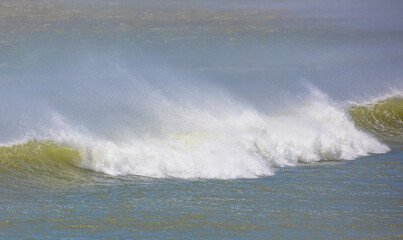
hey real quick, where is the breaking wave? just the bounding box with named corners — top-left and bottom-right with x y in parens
top-left (1, 90), bottom-right (395, 181)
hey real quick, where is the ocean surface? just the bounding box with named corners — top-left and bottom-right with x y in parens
top-left (0, 0), bottom-right (402, 239)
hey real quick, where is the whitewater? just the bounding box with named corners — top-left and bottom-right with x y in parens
top-left (2, 87), bottom-right (397, 180)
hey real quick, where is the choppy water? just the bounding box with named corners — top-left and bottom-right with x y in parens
top-left (0, 0), bottom-right (402, 239)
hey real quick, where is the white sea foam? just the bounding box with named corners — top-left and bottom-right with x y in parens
top-left (44, 90), bottom-right (389, 179)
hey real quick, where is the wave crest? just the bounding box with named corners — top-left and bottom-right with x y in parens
top-left (1, 92), bottom-right (393, 180)
top-left (49, 92), bottom-right (389, 179)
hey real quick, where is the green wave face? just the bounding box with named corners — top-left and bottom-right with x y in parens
top-left (350, 97), bottom-right (403, 144)
top-left (0, 140), bottom-right (90, 188)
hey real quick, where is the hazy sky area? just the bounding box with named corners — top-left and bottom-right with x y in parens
top-left (0, 0), bottom-right (402, 140)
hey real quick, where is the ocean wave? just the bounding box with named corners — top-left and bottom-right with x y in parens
top-left (0, 140), bottom-right (89, 188)
top-left (0, 91), bottom-right (393, 180)
top-left (350, 91), bottom-right (402, 143)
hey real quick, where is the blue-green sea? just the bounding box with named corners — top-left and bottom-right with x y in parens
top-left (0, 0), bottom-right (402, 239)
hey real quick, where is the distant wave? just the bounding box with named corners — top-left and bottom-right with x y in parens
top-left (0, 90), bottom-right (393, 182)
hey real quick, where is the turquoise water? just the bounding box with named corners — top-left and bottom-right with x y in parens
top-left (0, 0), bottom-right (402, 238)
